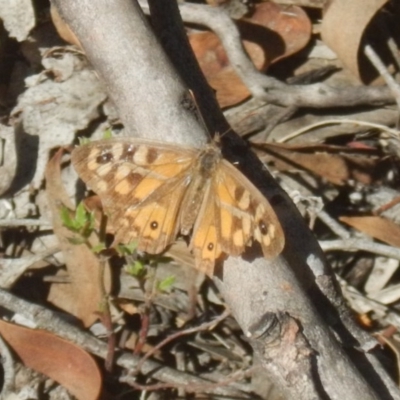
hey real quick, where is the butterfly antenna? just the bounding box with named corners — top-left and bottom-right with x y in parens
top-left (187, 89), bottom-right (214, 141)
top-left (188, 89), bottom-right (265, 141)
top-left (188, 89), bottom-right (233, 144)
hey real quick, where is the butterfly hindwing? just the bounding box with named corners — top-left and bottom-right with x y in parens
top-left (215, 160), bottom-right (284, 259)
top-left (189, 181), bottom-right (222, 276)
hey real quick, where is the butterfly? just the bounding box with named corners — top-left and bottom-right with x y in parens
top-left (71, 137), bottom-right (285, 276)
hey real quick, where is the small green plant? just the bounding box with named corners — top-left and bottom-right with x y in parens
top-left (77, 136), bottom-right (91, 145)
top-left (125, 259), bottom-right (146, 277)
top-left (91, 243), bottom-right (107, 253)
top-left (76, 129), bottom-right (113, 147)
top-left (157, 275), bottom-right (176, 293)
top-left (61, 202), bottom-right (95, 243)
top-left (103, 128), bottom-right (113, 139)
top-left (116, 242), bottom-right (138, 256)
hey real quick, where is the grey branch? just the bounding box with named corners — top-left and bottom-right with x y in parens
top-left (50, 1), bottom-right (400, 399)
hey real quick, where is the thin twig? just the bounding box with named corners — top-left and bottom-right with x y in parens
top-left (0, 218), bottom-right (52, 227)
top-left (278, 118), bottom-right (400, 143)
top-left (138, 1), bottom-right (394, 110)
top-left (133, 308), bottom-right (231, 375)
top-left (122, 366), bottom-right (254, 394)
top-left (320, 239), bottom-right (400, 260)
top-left (317, 211), bottom-right (351, 240)
top-left (374, 197), bottom-right (400, 215)
top-left (0, 334), bottom-right (16, 397)
top-left (0, 288), bottom-right (248, 397)
top-left (337, 275), bottom-right (400, 333)
top-left (364, 44), bottom-right (400, 112)
top-left (0, 247), bottom-right (61, 289)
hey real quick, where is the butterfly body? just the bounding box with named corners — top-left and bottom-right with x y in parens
top-left (179, 143), bottom-right (221, 233)
top-left (71, 137), bottom-right (284, 276)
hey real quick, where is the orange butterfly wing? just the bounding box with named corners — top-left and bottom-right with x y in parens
top-left (190, 159), bottom-right (284, 275)
top-left (71, 138), bottom-right (197, 254)
top-left (188, 181), bottom-right (222, 276)
top-left (72, 138), bottom-right (285, 276)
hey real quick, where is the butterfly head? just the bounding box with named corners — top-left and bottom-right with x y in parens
top-left (198, 141), bottom-right (223, 178)
top-left (213, 132), bottom-right (222, 144)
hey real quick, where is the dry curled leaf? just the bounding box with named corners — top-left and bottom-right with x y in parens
top-left (189, 2), bottom-right (311, 107)
top-left (45, 147), bottom-right (111, 327)
top-left (0, 320), bottom-right (102, 400)
top-left (256, 142), bottom-right (379, 186)
top-left (340, 215), bottom-right (400, 248)
top-left (321, 0), bottom-right (397, 84)
top-left (50, 3), bottom-right (82, 48)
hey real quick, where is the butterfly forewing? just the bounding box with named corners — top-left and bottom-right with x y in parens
top-left (71, 138), bottom-right (196, 253)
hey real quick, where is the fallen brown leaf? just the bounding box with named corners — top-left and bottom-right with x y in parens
top-left (321, 0), bottom-right (392, 84)
top-left (340, 215), bottom-right (400, 248)
top-left (256, 142), bottom-right (379, 186)
top-left (45, 148), bottom-right (111, 327)
top-left (0, 320), bottom-right (101, 400)
top-left (50, 3), bottom-right (82, 48)
top-left (189, 2), bottom-right (311, 107)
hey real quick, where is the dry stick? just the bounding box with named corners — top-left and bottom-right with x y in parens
top-left (279, 169), bottom-right (351, 240)
top-left (122, 365), bottom-right (254, 393)
top-left (0, 218), bottom-right (52, 227)
top-left (0, 247), bottom-right (60, 289)
top-left (0, 334), bottom-right (16, 397)
top-left (317, 210), bottom-right (351, 240)
top-left (338, 276), bottom-right (389, 316)
top-left (124, 309), bottom-right (233, 392)
top-left (98, 262), bottom-right (116, 372)
top-left (320, 239), bottom-right (400, 261)
top-left (273, 0), bottom-right (326, 7)
top-left (133, 308), bottom-right (230, 376)
top-left (374, 197), bottom-right (400, 215)
top-left (278, 119), bottom-right (400, 143)
top-left (133, 272), bottom-right (156, 356)
top-left (94, 214), bottom-right (117, 372)
top-left (387, 37), bottom-right (400, 71)
top-left (378, 335), bottom-right (400, 380)
top-left (147, 1), bottom-right (326, 399)
top-left (0, 288), bottom-right (250, 398)
top-left (164, 3), bottom-right (397, 143)
top-left (52, 1), bottom-right (399, 399)
top-left (178, 3), bottom-right (392, 107)
top-left (364, 44), bottom-right (400, 112)
top-left (138, 1), bottom-right (395, 109)
top-left (144, 2), bottom-right (397, 400)
top-left (337, 276), bottom-right (400, 333)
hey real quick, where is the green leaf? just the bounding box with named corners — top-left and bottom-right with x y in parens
top-left (60, 206), bottom-right (75, 230)
top-left (61, 203), bottom-right (95, 237)
top-left (77, 136), bottom-right (90, 145)
top-left (103, 129), bottom-right (113, 139)
top-left (116, 242), bottom-right (138, 256)
top-left (125, 260), bottom-right (145, 277)
top-left (92, 243), bottom-right (107, 253)
top-left (157, 275), bottom-right (176, 293)
top-left (75, 202), bottom-right (89, 228)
